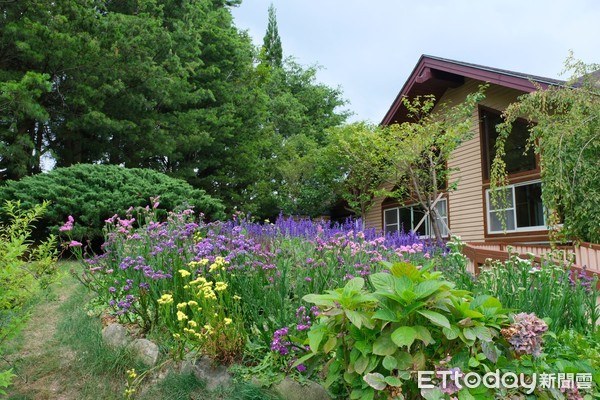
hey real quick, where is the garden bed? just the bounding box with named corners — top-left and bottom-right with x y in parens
top-left (61, 205), bottom-right (600, 399)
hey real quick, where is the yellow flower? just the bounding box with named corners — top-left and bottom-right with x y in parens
top-left (177, 310), bottom-right (188, 321)
top-left (177, 302), bottom-right (187, 310)
top-left (203, 289), bottom-right (217, 300)
top-left (179, 269), bottom-right (191, 277)
top-left (190, 276), bottom-right (208, 286)
top-left (188, 320), bottom-right (197, 327)
top-left (157, 293), bottom-right (173, 305)
top-left (214, 281), bottom-right (228, 292)
top-left (233, 295), bottom-right (241, 300)
top-left (224, 318), bottom-right (232, 325)
top-left (127, 369), bottom-right (137, 379)
top-left (209, 263), bottom-right (219, 273)
top-left (173, 333), bottom-right (181, 339)
top-left (203, 324), bottom-right (214, 335)
top-left (187, 300), bottom-right (198, 307)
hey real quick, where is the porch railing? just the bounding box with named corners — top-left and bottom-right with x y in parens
top-left (462, 241), bottom-right (600, 288)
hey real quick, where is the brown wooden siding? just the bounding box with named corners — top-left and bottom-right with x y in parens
top-left (442, 79), bottom-right (528, 242)
top-left (366, 78), bottom-right (536, 242)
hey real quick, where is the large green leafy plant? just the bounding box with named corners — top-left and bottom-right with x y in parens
top-left (298, 261), bottom-right (510, 399)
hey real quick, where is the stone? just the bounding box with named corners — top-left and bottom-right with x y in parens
top-left (101, 323), bottom-right (130, 349)
top-left (192, 356), bottom-right (232, 391)
top-left (273, 378), bottom-right (331, 400)
top-left (128, 338), bottom-right (159, 367)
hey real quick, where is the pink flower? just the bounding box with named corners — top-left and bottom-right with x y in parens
top-left (59, 215), bottom-right (74, 232)
top-left (69, 240), bottom-right (83, 247)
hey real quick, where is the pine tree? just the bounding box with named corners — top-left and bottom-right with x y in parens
top-left (261, 4), bottom-right (283, 68)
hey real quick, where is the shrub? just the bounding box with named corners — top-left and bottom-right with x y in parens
top-left (0, 201), bottom-right (58, 394)
top-left (0, 164), bottom-right (226, 242)
top-left (293, 262), bottom-right (600, 399)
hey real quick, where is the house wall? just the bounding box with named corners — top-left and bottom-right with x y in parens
top-left (365, 78), bottom-right (526, 240)
top-left (443, 79), bottom-right (524, 241)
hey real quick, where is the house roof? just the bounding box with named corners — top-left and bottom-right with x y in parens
top-left (381, 55), bottom-right (565, 125)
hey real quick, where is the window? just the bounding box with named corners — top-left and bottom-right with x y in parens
top-left (481, 108), bottom-right (536, 179)
top-left (486, 181), bottom-right (545, 233)
top-left (384, 199), bottom-right (448, 237)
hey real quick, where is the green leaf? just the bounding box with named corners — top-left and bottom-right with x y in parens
top-left (395, 276), bottom-right (413, 295)
top-left (412, 351), bottom-right (426, 370)
top-left (354, 355), bottom-right (369, 374)
top-left (384, 375), bottom-right (403, 387)
top-left (414, 325), bottom-right (435, 345)
top-left (395, 351), bottom-right (413, 370)
top-left (421, 387), bottom-right (445, 400)
top-left (343, 277), bottom-right (365, 296)
top-left (345, 309), bottom-right (368, 329)
top-left (481, 341), bottom-right (498, 363)
top-left (472, 326), bottom-right (493, 342)
top-left (363, 372), bottom-right (387, 391)
top-left (399, 301), bottom-right (426, 318)
top-left (458, 389), bottom-right (476, 400)
top-left (382, 355), bottom-right (398, 371)
top-left (323, 336), bottom-right (337, 354)
top-left (443, 325), bottom-right (460, 340)
top-left (370, 273), bottom-right (395, 292)
top-left (391, 262), bottom-right (421, 280)
top-left (471, 295), bottom-right (502, 310)
top-left (373, 335), bottom-right (397, 356)
top-left (302, 293), bottom-right (337, 307)
top-left (391, 326), bottom-right (417, 348)
top-left (292, 352), bottom-right (315, 368)
top-left (463, 327), bottom-right (476, 341)
top-left (308, 326), bottom-right (325, 353)
top-left (418, 310), bottom-right (451, 329)
top-left (372, 307), bottom-right (398, 322)
top-left (414, 280), bottom-right (447, 299)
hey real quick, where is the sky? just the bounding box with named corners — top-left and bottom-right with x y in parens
top-left (231, 0), bottom-right (599, 123)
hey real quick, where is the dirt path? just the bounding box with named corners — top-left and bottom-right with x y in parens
top-left (3, 273), bottom-right (79, 400)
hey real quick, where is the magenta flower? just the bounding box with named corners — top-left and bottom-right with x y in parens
top-left (60, 215), bottom-right (74, 232)
top-left (69, 240), bottom-right (83, 247)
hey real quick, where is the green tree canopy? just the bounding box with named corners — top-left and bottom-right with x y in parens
top-left (261, 3), bottom-right (283, 68)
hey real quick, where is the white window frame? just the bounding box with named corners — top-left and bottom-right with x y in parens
top-left (485, 179), bottom-right (546, 234)
top-left (383, 198), bottom-right (448, 238)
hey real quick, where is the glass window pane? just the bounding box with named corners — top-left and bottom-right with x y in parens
top-left (487, 188), bottom-right (513, 211)
top-left (435, 199), bottom-right (447, 217)
top-left (489, 210), bottom-right (515, 232)
top-left (384, 208), bottom-right (397, 225)
top-left (483, 109), bottom-right (536, 177)
top-left (504, 120), bottom-right (536, 174)
top-left (515, 183), bottom-right (545, 228)
top-left (399, 208), bottom-right (411, 233)
top-left (413, 207), bottom-right (427, 236)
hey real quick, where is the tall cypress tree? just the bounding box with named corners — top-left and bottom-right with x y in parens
top-left (261, 4), bottom-right (283, 68)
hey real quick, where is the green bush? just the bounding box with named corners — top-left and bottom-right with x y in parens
top-left (0, 201), bottom-right (58, 394)
top-left (0, 164), bottom-right (226, 241)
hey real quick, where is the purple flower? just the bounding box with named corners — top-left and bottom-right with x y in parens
top-left (59, 215), bottom-right (74, 232)
top-left (69, 240), bottom-right (83, 247)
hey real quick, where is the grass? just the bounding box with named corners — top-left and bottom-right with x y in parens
top-left (1, 262), bottom-right (282, 400)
